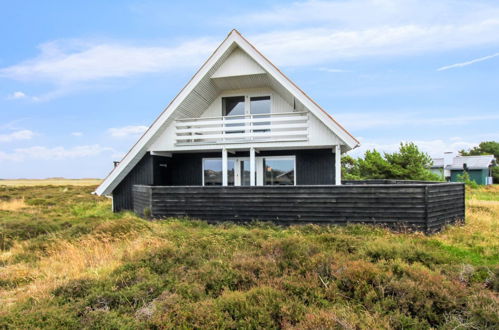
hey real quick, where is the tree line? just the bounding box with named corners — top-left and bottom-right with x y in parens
top-left (342, 141), bottom-right (498, 182)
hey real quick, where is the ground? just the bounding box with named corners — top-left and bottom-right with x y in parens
top-left (0, 182), bottom-right (497, 329)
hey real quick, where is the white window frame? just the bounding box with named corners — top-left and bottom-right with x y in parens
top-left (220, 92), bottom-right (273, 117)
top-left (258, 155), bottom-right (297, 186)
top-left (201, 157), bottom-right (235, 186)
top-left (202, 154), bottom-right (296, 186)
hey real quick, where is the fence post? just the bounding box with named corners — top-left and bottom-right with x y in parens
top-left (424, 185), bottom-right (429, 233)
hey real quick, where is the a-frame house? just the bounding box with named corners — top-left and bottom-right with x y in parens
top-left (95, 30), bottom-right (360, 214)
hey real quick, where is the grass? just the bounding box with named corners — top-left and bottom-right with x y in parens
top-left (0, 198), bottom-right (29, 211)
top-left (0, 183), bottom-right (497, 329)
top-left (0, 179), bottom-right (102, 186)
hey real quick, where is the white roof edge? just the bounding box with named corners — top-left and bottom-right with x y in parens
top-left (95, 29), bottom-right (359, 196)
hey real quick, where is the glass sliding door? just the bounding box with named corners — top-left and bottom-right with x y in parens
top-left (239, 159), bottom-right (251, 186)
top-left (203, 155), bottom-right (295, 186)
top-left (203, 158), bottom-right (234, 186)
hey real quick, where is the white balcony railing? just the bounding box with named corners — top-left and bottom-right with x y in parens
top-left (175, 112), bottom-right (308, 145)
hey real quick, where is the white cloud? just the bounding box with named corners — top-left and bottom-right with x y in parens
top-left (349, 137), bottom-right (478, 158)
top-left (334, 113), bottom-right (499, 130)
top-left (1, 0), bottom-right (499, 100)
top-left (0, 130), bottom-right (35, 142)
top-left (251, 22), bottom-right (499, 66)
top-left (437, 52), bottom-right (499, 71)
top-left (108, 125), bottom-right (148, 138)
top-left (6, 91), bottom-right (27, 100)
top-left (71, 132), bottom-right (83, 137)
top-left (238, 0), bottom-right (499, 29)
top-left (0, 144), bottom-right (115, 162)
top-left (0, 38), bottom-right (215, 84)
top-left (318, 67), bottom-right (350, 73)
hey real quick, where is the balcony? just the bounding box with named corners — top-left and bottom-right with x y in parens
top-left (175, 111), bottom-right (308, 145)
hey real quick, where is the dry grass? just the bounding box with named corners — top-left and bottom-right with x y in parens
top-left (0, 198), bottom-right (29, 211)
top-left (435, 198), bottom-right (499, 258)
top-left (0, 185), bottom-right (497, 328)
top-left (0, 179), bottom-right (102, 186)
top-left (0, 231), bottom-right (168, 309)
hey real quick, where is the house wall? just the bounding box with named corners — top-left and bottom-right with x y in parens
top-left (148, 87), bottom-right (343, 152)
top-left (112, 153), bottom-right (170, 211)
top-left (112, 148), bottom-right (336, 211)
top-left (450, 169), bottom-right (487, 185)
top-left (161, 148), bottom-right (335, 186)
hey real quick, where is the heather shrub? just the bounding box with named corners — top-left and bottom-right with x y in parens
top-left (1, 184), bottom-right (498, 329)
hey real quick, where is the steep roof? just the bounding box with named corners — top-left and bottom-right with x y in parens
top-left (95, 30), bottom-right (359, 196)
top-left (431, 158), bottom-right (445, 168)
top-left (449, 155), bottom-right (495, 170)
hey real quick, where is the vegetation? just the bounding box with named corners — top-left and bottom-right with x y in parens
top-left (457, 172), bottom-right (479, 189)
top-left (342, 142), bottom-right (442, 181)
top-left (0, 179), bottom-right (102, 186)
top-left (460, 141), bottom-right (499, 183)
top-left (0, 184), bottom-right (498, 329)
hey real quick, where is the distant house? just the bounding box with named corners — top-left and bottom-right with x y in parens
top-left (431, 155), bottom-right (495, 185)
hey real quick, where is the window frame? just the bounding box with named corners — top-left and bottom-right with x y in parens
top-left (260, 155), bottom-right (296, 186)
top-left (220, 92), bottom-right (273, 117)
top-left (202, 154), bottom-right (296, 186)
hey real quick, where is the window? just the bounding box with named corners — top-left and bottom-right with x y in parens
top-left (203, 159), bottom-right (234, 186)
top-left (222, 96), bottom-right (245, 134)
top-left (250, 96), bottom-right (271, 133)
top-left (263, 157), bottom-right (295, 185)
top-left (222, 96), bottom-right (245, 116)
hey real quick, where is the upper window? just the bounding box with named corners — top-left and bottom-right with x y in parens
top-left (250, 96), bottom-right (271, 115)
top-left (222, 96), bottom-right (245, 117)
top-left (250, 96), bottom-right (271, 132)
top-left (221, 95), bottom-right (271, 117)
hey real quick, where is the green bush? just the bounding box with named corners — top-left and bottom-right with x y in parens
top-left (342, 142), bottom-right (443, 181)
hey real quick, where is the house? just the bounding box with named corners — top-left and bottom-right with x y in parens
top-left (430, 158), bottom-right (450, 180)
top-left (95, 30), bottom-right (360, 211)
top-left (449, 155), bottom-right (495, 185)
top-left (94, 30), bottom-right (465, 232)
top-left (431, 155), bottom-right (495, 185)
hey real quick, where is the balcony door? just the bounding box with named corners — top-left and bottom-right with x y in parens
top-left (234, 158), bottom-right (251, 186)
top-left (221, 95), bottom-right (271, 138)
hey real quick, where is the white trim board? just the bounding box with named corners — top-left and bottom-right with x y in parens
top-left (95, 30), bottom-right (359, 196)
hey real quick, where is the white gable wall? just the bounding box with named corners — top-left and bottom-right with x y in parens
top-left (148, 86), bottom-right (342, 151)
top-left (95, 30), bottom-right (358, 196)
top-left (211, 48), bottom-right (265, 78)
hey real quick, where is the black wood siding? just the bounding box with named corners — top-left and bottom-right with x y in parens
top-left (112, 153), bottom-right (170, 211)
top-left (113, 149), bottom-right (336, 211)
top-left (113, 153), bottom-right (153, 212)
top-left (295, 149), bottom-right (334, 185)
top-left (131, 182), bottom-right (465, 233)
top-left (160, 148), bottom-right (335, 186)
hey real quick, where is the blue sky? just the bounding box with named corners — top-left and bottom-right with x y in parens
top-left (1, 0), bottom-right (498, 179)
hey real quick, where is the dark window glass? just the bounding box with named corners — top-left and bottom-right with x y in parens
top-left (263, 158), bottom-right (294, 185)
top-left (240, 159), bottom-right (251, 186)
top-left (222, 96), bottom-right (245, 116)
top-left (250, 96), bottom-right (271, 133)
top-left (222, 96), bottom-right (245, 134)
top-left (203, 159), bottom-right (234, 186)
